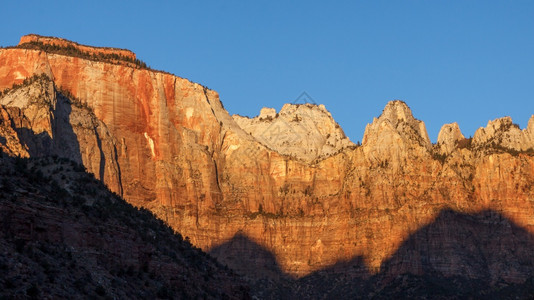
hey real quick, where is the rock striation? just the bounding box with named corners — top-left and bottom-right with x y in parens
top-left (1, 35), bottom-right (534, 297)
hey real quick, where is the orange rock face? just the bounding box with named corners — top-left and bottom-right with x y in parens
top-left (1, 37), bottom-right (534, 286)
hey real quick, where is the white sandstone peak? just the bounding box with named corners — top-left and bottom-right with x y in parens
top-left (363, 100), bottom-right (430, 148)
top-left (232, 103), bottom-right (354, 162)
top-left (437, 122), bottom-right (465, 154)
top-left (473, 116), bottom-right (533, 151)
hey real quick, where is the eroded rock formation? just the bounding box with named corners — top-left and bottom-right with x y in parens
top-left (473, 116), bottom-right (534, 151)
top-left (233, 103), bottom-right (354, 162)
top-left (1, 35), bottom-right (534, 296)
top-left (437, 122), bottom-right (465, 154)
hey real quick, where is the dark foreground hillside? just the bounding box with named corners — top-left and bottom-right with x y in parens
top-left (0, 153), bottom-right (250, 299)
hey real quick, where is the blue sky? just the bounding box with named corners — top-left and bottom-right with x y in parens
top-left (1, 1), bottom-right (533, 142)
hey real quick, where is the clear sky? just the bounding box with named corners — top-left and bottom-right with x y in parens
top-left (1, 1), bottom-right (533, 142)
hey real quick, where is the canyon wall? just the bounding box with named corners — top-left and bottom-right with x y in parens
top-left (1, 36), bottom-right (534, 286)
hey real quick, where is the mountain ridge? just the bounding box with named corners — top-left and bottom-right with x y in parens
top-left (1, 35), bottom-right (534, 298)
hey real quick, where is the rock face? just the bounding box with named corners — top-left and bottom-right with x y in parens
top-left (0, 106), bottom-right (30, 156)
top-left (437, 122), bottom-right (465, 154)
top-left (361, 100), bottom-right (431, 171)
top-left (473, 116), bottom-right (534, 151)
top-left (1, 35), bottom-right (534, 297)
top-left (0, 75), bottom-right (122, 194)
top-left (233, 103), bottom-right (354, 162)
top-left (362, 100), bottom-right (431, 148)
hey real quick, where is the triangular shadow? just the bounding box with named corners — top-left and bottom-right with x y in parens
top-left (13, 91), bottom-right (82, 164)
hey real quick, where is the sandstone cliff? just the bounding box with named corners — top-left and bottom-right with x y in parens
top-left (1, 35), bottom-right (534, 297)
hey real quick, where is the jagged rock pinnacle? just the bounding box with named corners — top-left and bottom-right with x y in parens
top-left (438, 122), bottom-right (465, 154)
top-left (473, 116), bottom-right (534, 151)
top-left (380, 100), bottom-right (417, 127)
top-left (258, 107), bottom-right (276, 120)
top-left (362, 100), bottom-right (431, 148)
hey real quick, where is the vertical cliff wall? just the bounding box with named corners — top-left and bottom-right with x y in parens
top-left (1, 36), bottom-right (534, 285)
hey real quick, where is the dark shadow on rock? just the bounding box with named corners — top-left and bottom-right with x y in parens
top-left (13, 90), bottom-right (83, 164)
top-left (295, 256), bottom-right (369, 300)
top-left (209, 231), bottom-right (303, 299)
top-left (52, 92), bottom-right (83, 164)
top-left (93, 126), bottom-right (105, 181)
top-left (208, 231), bottom-right (369, 299)
top-left (371, 209), bottom-right (534, 299)
top-left (209, 231), bottom-right (287, 281)
top-left (210, 210), bottom-right (534, 299)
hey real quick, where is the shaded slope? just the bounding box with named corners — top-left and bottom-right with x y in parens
top-left (0, 153), bottom-right (250, 299)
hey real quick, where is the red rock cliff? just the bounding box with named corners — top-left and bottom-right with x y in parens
top-left (1, 36), bottom-right (534, 284)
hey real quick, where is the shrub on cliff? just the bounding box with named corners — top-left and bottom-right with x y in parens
top-left (15, 41), bottom-right (149, 69)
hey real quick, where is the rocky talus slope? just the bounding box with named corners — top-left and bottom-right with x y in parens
top-left (1, 35), bottom-right (534, 298)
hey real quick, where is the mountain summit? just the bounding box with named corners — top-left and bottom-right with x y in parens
top-left (363, 100), bottom-right (431, 148)
top-left (233, 103), bottom-right (354, 162)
